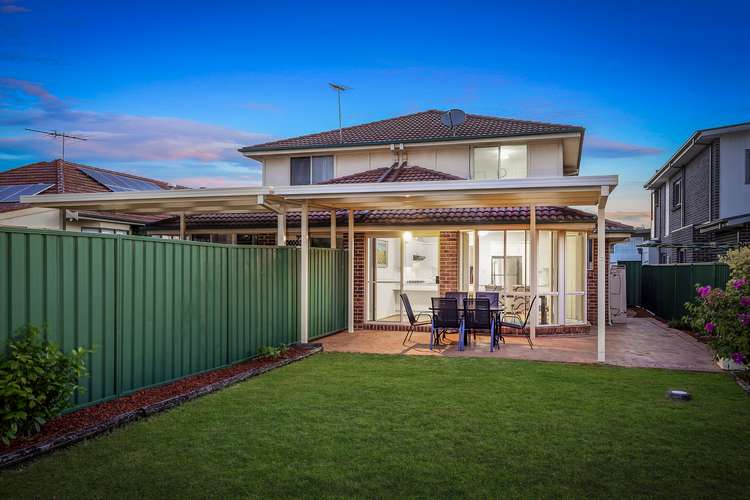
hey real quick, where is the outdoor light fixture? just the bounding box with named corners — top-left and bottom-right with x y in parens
top-left (667, 390), bottom-right (691, 401)
top-left (403, 231), bottom-right (413, 241)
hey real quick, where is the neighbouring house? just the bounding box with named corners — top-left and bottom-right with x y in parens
top-left (645, 121), bottom-right (750, 263)
top-left (0, 159), bottom-right (176, 234)
top-left (144, 110), bottom-right (631, 334)
top-left (610, 227), bottom-right (652, 264)
top-left (20, 109), bottom-right (626, 360)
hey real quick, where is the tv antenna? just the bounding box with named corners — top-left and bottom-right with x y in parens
top-left (25, 128), bottom-right (87, 163)
top-left (328, 83), bottom-right (351, 143)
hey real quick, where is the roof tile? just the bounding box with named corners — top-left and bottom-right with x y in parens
top-left (0, 160), bottom-right (175, 222)
top-left (241, 110), bottom-right (583, 153)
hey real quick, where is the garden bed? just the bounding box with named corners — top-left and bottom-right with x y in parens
top-left (0, 343), bottom-right (322, 469)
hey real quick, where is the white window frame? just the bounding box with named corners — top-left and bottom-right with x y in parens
top-left (365, 231), bottom-right (440, 323)
top-left (462, 228), bottom-right (588, 327)
top-left (81, 227), bottom-right (129, 235)
top-left (470, 144), bottom-right (530, 180)
top-left (290, 155), bottom-right (336, 185)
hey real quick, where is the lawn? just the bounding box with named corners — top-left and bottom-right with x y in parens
top-left (1, 352), bottom-right (748, 498)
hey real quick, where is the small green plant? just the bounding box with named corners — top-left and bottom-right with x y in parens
top-left (257, 344), bottom-right (289, 359)
top-left (0, 324), bottom-right (90, 444)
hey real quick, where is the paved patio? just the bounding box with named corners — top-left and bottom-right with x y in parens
top-left (320, 313), bottom-right (720, 372)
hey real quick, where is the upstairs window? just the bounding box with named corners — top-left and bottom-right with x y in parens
top-left (672, 179), bottom-right (682, 209)
top-left (290, 156), bottom-right (334, 185)
top-left (472, 145), bottom-right (527, 180)
top-left (745, 149), bottom-right (750, 184)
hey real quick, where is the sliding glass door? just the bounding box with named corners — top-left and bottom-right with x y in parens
top-left (403, 234), bottom-right (439, 316)
top-left (369, 237), bottom-right (402, 322)
top-left (460, 229), bottom-right (587, 326)
top-left (367, 233), bottom-right (439, 322)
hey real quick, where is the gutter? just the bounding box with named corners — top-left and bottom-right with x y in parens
top-left (239, 131), bottom-right (584, 155)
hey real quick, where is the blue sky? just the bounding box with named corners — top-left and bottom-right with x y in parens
top-left (1, 0), bottom-right (749, 225)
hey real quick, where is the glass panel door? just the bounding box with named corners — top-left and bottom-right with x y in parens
top-left (369, 237), bottom-right (402, 322)
top-left (403, 235), bottom-right (439, 315)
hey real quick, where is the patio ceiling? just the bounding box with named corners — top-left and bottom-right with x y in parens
top-left (20, 175), bottom-right (618, 213)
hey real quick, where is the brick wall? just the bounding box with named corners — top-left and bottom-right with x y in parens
top-left (348, 230), bottom-right (616, 332)
top-left (439, 231), bottom-right (459, 296)
top-left (684, 146), bottom-right (710, 227)
top-left (711, 139), bottom-right (720, 221)
top-left (353, 232), bottom-right (366, 326)
top-left (668, 172), bottom-right (684, 234)
top-left (587, 238), bottom-right (611, 326)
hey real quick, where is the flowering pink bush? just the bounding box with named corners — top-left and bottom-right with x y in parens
top-left (685, 263), bottom-right (750, 368)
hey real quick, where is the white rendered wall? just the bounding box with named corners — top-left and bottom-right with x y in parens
top-left (719, 129), bottom-right (750, 219)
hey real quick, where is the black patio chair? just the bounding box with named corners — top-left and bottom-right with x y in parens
top-left (400, 293), bottom-right (431, 345)
top-left (462, 298), bottom-right (494, 351)
top-left (476, 292), bottom-right (500, 308)
top-left (495, 296), bottom-right (537, 350)
top-left (445, 291), bottom-right (467, 309)
top-left (430, 297), bottom-right (461, 350)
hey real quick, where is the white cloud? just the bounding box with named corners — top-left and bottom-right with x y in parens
top-left (0, 78), bottom-right (270, 186)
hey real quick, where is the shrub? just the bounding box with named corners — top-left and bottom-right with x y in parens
top-left (721, 246), bottom-right (750, 279)
top-left (257, 344), bottom-right (289, 359)
top-left (684, 248), bottom-right (750, 367)
top-left (0, 325), bottom-right (90, 444)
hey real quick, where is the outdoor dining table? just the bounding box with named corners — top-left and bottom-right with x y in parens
top-left (428, 303), bottom-right (505, 347)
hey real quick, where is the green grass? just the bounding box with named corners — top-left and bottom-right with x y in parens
top-left (2, 353), bottom-right (749, 499)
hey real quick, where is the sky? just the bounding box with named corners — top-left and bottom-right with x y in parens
top-left (1, 0), bottom-right (749, 226)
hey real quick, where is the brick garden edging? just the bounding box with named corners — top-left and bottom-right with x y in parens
top-left (0, 344), bottom-right (323, 470)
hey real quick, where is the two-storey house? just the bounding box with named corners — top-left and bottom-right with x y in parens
top-left (645, 121), bottom-right (750, 262)
top-left (143, 110), bottom-right (630, 337)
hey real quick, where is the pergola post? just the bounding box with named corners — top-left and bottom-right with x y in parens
top-left (300, 202), bottom-right (310, 344)
top-left (330, 209), bottom-right (337, 249)
top-left (347, 209), bottom-right (354, 333)
top-left (597, 189), bottom-right (609, 362)
top-left (529, 204), bottom-right (537, 340)
top-left (179, 212), bottom-right (186, 240)
top-left (276, 206), bottom-right (286, 246)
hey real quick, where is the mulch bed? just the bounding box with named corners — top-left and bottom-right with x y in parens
top-left (0, 344), bottom-right (321, 469)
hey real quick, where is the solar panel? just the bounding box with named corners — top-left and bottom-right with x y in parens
top-left (80, 168), bottom-right (162, 192)
top-left (0, 183), bottom-right (54, 203)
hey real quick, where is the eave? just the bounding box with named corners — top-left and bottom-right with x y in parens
top-left (21, 175), bottom-right (617, 214)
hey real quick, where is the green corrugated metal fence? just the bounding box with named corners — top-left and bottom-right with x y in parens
top-left (622, 261), bottom-right (642, 307)
top-left (308, 248), bottom-right (348, 340)
top-left (0, 229), bottom-right (118, 406)
top-left (1, 227), bottom-right (346, 409)
top-left (641, 263), bottom-right (730, 321)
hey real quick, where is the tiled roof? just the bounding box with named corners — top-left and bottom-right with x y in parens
top-left (240, 110), bottom-right (583, 153)
top-left (147, 206), bottom-right (600, 230)
top-left (146, 163), bottom-right (632, 232)
top-left (604, 218), bottom-right (637, 232)
top-left (0, 160), bottom-right (174, 223)
top-left (318, 164), bottom-right (463, 184)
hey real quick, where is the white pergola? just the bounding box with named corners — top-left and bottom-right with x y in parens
top-left (22, 175), bottom-right (617, 361)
